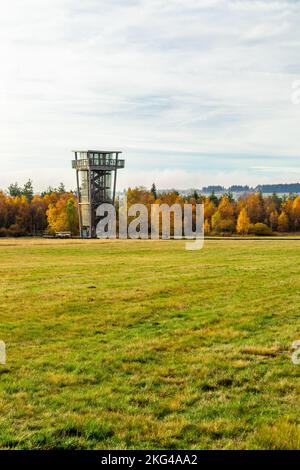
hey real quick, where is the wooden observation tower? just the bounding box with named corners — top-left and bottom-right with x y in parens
top-left (72, 150), bottom-right (125, 238)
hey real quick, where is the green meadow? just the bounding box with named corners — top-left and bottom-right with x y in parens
top-left (0, 238), bottom-right (299, 450)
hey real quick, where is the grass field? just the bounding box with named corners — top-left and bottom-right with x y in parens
top-left (0, 238), bottom-right (299, 450)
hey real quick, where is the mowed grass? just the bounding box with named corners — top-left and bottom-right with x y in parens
top-left (0, 238), bottom-right (299, 450)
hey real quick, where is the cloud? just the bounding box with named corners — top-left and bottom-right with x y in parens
top-left (228, 0), bottom-right (300, 12)
top-left (243, 22), bottom-right (290, 41)
top-left (0, 0), bottom-right (300, 191)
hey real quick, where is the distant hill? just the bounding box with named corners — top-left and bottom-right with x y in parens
top-left (200, 183), bottom-right (300, 194)
top-left (202, 185), bottom-right (225, 193)
top-left (201, 185), bottom-right (253, 194)
top-left (255, 183), bottom-right (300, 193)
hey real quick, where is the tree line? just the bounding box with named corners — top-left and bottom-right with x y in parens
top-left (128, 185), bottom-right (300, 236)
top-left (1, 181), bottom-right (300, 236)
top-left (0, 180), bottom-right (78, 236)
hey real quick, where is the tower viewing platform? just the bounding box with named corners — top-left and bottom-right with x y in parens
top-left (72, 151), bottom-right (125, 171)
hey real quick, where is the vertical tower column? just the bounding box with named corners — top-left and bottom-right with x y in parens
top-left (75, 151), bottom-right (83, 238)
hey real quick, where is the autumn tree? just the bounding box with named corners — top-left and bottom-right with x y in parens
top-left (204, 219), bottom-right (211, 235)
top-left (264, 195), bottom-right (279, 225)
top-left (236, 208), bottom-right (250, 235)
top-left (7, 195), bottom-right (32, 234)
top-left (204, 198), bottom-right (216, 223)
top-left (281, 197), bottom-right (294, 226)
top-left (211, 196), bottom-right (235, 233)
top-left (292, 196), bottom-right (300, 230)
top-left (277, 211), bottom-right (289, 232)
top-left (269, 211), bottom-right (279, 231)
top-left (127, 187), bottom-right (155, 207)
top-left (46, 193), bottom-right (79, 234)
top-left (239, 193), bottom-right (264, 223)
top-left (31, 195), bottom-right (49, 233)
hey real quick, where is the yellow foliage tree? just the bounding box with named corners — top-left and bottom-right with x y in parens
top-left (292, 196), bottom-right (300, 229)
top-left (269, 211), bottom-right (279, 231)
top-left (239, 193), bottom-right (264, 223)
top-left (204, 198), bottom-right (216, 222)
top-left (211, 196), bottom-right (235, 233)
top-left (204, 219), bottom-right (211, 235)
top-left (46, 193), bottom-right (79, 234)
top-left (277, 211), bottom-right (289, 232)
top-left (236, 208), bottom-right (250, 235)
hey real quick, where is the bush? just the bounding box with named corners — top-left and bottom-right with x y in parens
top-left (249, 223), bottom-right (272, 236)
top-left (9, 224), bottom-right (26, 236)
top-left (0, 228), bottom-right (9, 237)
top-left (0, 225), bottom-right (26, 237)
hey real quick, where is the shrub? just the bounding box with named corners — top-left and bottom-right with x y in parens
top-left (0, 225), bottom-right (27, 237)
top-left (9, 224), bottom-right (26, 237)
top-left (0, 228), bottom-right (9, 237)
top-left (249, 222), bottom-right (272, 236)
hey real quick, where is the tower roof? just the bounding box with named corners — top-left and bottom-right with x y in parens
top-left (73, 150), bottom-right (122, 153)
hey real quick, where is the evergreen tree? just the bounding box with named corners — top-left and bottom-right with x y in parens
top-left (58, 182), bottom-right (66, 193)
top-left (209, 191), bottom-right (219, 206)
top-left (150, 183), bottom-right (157, 200)
top-left (7, 182), bottom-right (22, 197)
top-left (192, 189), bottom-right (199, 201)
top-left (22, 180), bottom-right (34, 202)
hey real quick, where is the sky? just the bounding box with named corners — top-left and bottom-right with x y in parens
top-left (1, 0), bottom-right (300, 192)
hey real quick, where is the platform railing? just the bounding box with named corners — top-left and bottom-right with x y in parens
top-left (72, 158), bottom-right (125, 170)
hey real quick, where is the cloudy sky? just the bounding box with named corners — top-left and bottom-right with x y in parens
top-left (1, 0), bottom-right (300, 191)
